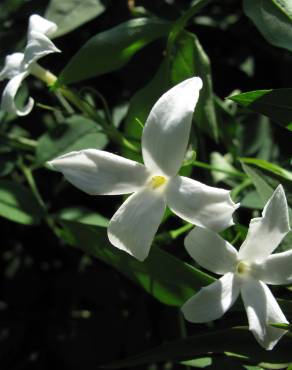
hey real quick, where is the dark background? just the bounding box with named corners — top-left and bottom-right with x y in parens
top-left (1, 0), bottom-right (292, 369)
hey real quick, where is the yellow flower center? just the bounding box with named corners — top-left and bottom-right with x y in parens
top-left (150, 175), bottom-right (167, 189)
top-left (236, 261), bottom-right (250, 276)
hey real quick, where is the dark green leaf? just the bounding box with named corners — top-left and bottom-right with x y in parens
top-left (171, 31), bottom-right (218, 140)
top-left (124, 29), bottom-right (218, 160)
top-left (104, 327), bottom-right (292, 368)
top-left (123, 59), bottom-right (169, 161)
top-left (58, 220), bottom-right (214, 307)
top-left (58, 18), bottom-right (171, 84)
top-left (45, 0), bottom-right (105, 38)
top-left (36, 115), bottom-right (107, 164)
top-left (241, 162), bottom-right (278, 203)
top-left (243, 0), bottom-right (292, 51)
top-left (0, 180), bottom-right (44, 225)
top-left (240, 190), bottom-right (264, 210)
top-left (229, 89), bottom-right (292, 131)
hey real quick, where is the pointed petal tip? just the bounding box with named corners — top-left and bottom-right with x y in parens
top-left (273, 184), bottom-right (291, 231)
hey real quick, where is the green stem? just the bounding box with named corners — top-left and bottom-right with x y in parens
top-left (231, 178), bottom-right (252, 201)
top-left (165, 0), bottom-right (212, 72)
top-left (59, 87), bottom-right (139, 153)
top-left (31, 64), bottom-right (139, 153)
top-left (19, 161), bottom-right (46, 211)
top-left (0, 133), bottom-right (37, 151)
top-left (170, 223), bottom-right (193, 239)
top-left (156, 222), bottom-right (193, 243)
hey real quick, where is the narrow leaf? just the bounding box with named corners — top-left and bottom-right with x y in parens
top-left (229, 89), bottom-right (292, 131)
top-left (58, 220), bottom-right (214, 307)
top-left (58, 18), bottom-right (171, 84)
top-left (241, 158), bottom-right (292, 182)
top-left (104, 327), bottom-right (292, 368)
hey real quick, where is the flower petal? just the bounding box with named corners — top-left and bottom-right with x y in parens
top-left (239, 185), bottom-right (291, 263)
top-left (0, 53), bottom-right (24, 80)
top-left (49, 149), bottom-right (150, 195)
top-left (28, 14), bottom-right (58, 37)
top-left (185, 226), bottom-right (238, 275)
top-left (1, 72), bottom-right (34, 116)
top-left (181, 272), bottom-right (239, 323)
top-left (24, 31), bottom-right (60, 67)
top-left (142, 77), bottom-right (202, 177)
top-left (166, 176), bottom-right (238, 231)
top-left (254, 249), bottom-right (292, 285)
top-left (241, 278), bottom-right (288, 350)
top-left (108, 188), bottom-right (166, 261)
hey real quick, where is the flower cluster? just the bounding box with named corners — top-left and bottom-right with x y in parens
top-left (3, 14), bottom-right (291, 352)
top-left (0, 15), bottom-right (59, 116)
top-left (50, 76), bottom-right (291, 350)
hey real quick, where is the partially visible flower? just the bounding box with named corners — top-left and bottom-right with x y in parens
top-left (49, 77), bottom-right (238, 261)
top-left (0, 14), bottom-right (60, 116)
top-left (182, 185), bottom-right (291, 350)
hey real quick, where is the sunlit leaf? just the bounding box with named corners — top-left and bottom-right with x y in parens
top-left (45, 0), bottom-right (105, 38)
top-left (171, 31), bottom-right (218, 140)
top-left (57, 206), bottom-right (109, 227)
top-left (241, 158), bottom-right (292, 182)
top-left (0, 180), bottom-right (44, 225)
top-left (58, 18), bottom-right (171, 84)
top-left (229, 89), bottom-right (292, 131)
top-left (243, 0), bottom-right (292, 51)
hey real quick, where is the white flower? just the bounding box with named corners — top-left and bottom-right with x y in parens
top-left (0, 14), bottom-right (60, 116)
top-left (182, 185), bottom-right (291, 350)
top-left (49, 77), bottom-right (238, 261)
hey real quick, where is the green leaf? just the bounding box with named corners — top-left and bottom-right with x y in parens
top-left (181, 357), bottom-right (212, 368)
top-left (123, 29), bottom-right (218, 159)
top-left (171, 31), bottom-right (218, 141)
top-left (45, 0), bottom-right (105, 38)
top-left (270, 323), bottom-right (292, 330)
top-left (229, 89), bottom-right (292, 131)
top-left (36, 115), bottom-right (107, 164)
top-left (57, 206), bottom-right (109, 227)
top-left (0, 180), bottom-right (44, 225)
top-left (58, 220), bottom-right (214, 306)
top-left (123, 59), bottom-right (169, 161)
top-left (0, 157), bottom-right (14, 177)
top-left (240, 158), bottom-right (292, 182)
top-left (241, 162), bottom-right (277, 203)
top-left (58, 18), bottom-right (171, 84)
top-left (104, 327), bottom-right (292, 368)
top-left (243, 0), bottom-right (292, 51)
top-left (240, 190), bottom-right (265, 210)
